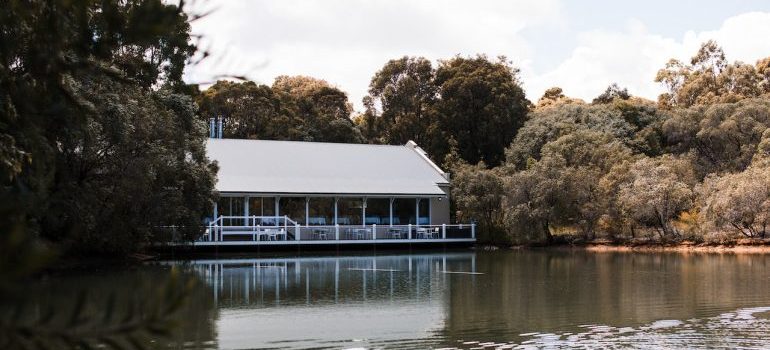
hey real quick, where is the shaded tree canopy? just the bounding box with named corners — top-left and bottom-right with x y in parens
top-left (655, 40), bottom-right (770, 108)
top-left (361, 55), bottom-right (530, 167)
top-left (535, 87), bottom-right (585, 109)
top-left (364, 56), bottom-right (438, 146)
top-left (0, 0), bottom-right (217, 254)
top-left (593, 83), bottom-right (631, 104)
top-left (434, 55), bottom-right (530, 167)
top-left (197, 78), bottom-right (364, 143)
top-left (662, 98), bottom-right (770, 175)
top-left (505, 100), bottom-right (665, 170)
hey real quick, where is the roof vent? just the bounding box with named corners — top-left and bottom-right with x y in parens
top-left (209, 117), bottom-right (223, 139)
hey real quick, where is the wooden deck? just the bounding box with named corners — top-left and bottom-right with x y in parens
top-left (192, 237), bottom-right (476, 246)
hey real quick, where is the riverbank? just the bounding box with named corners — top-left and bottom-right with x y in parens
top-left (503, 238), bottom-right (770, 254)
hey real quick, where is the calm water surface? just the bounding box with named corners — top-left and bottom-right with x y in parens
top-left (30, 250), bottom-right (770, 349)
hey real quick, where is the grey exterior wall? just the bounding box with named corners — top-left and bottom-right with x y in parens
top-left (429, 185), bottom-right (450, 225)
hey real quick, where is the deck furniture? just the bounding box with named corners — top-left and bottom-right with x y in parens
top-left (312, 227), bottom-right (331, 240)
top-left (348, 228), bottom-right (371, 240)
top-left (416, 227), bottom-right (438, 239)
top-left (387, 227), bottom-right (405, 239)
top-left (258, 228), bottom-right (286, 241)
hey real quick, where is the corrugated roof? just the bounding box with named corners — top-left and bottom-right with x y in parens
top-left (207, 139), bottom-right (449, 196)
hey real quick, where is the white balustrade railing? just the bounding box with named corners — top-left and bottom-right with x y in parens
top-left (204, 216), bottom-right (475, 242)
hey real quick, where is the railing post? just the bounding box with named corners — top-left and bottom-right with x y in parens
top-left (442, 224), bottom-right (446, 239)
top-left (335, 224), bottom-right (340, 240)
top-left (408, 224), bottom-right (412, 240)
top-left (372, 224), bottom-right (376, 240)
top-left (296, 223), bottom-right (301, 241)
top-left (471, 223), bottom-right (476, 239)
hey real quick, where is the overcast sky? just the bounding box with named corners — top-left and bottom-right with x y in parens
top-left (184, 0), bottom-right (770, 111)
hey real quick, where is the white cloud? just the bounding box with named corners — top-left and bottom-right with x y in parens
top-left (184, 2), bottom-right (770, 110)
top-left (184, 0), bottom-right (565, 110)
top-left (524, 12), bottom-right (770, 103)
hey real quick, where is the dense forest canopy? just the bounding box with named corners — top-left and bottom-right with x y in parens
top-left (198, 41), bottom-right (770, 245)
top-left (1, 0), bottom-right (217, 255)
top-left (3, 0), bottom-right (770, 256)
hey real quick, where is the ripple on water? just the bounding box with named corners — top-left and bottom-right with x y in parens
top-left (446, 306), bottom-right (770, 349)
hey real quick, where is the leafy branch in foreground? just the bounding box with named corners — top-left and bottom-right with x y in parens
top-left (0, 268), bottom-right (196, 350)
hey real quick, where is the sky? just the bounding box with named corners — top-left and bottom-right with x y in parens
top-left (183, 0), bottom-right (770, 111)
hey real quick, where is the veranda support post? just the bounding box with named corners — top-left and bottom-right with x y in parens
top-left (408, 224), bottom-right (412, 240)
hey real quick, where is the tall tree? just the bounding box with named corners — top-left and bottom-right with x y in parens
top-left (365, 56), bottom-right (438, 146)
top-left (273, 75), bottom-right (364, 143)
top-left (434, 55), bottom-right (530, 167)
top-left (197, 80), bottom-right (302, 140)
top-left (198, 78), bottom-right (363, 143)
top-left (593, 83), bottom-right (630, 104)
top-left (0, 0), bottom-right (217, 254)
top-left (656, 40), bottom-right (770, 108)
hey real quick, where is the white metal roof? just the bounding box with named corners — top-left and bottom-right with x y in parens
top-left (206, 139), bottom-right (449, 196)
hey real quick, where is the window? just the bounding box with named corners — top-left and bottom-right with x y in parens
top-left (280, 197), bottom-right (306, 225)
top-left (337, 197), bottom-right (363, 225)
top-left (365, 198), bottom-right (390, 225)
top-left (417, 198), bottom-right (430, 225)
top-left (392, 198), bottom-right (416, 225)
top-left (248, 197), bottom-right (276, 217)
top-left (216, 196), bottom-right (244, 226)
top-left (308, 198), bottom-right (334, 225)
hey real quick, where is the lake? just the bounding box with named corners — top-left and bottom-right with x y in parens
top-left (25, 249), bottom-right (770, 349)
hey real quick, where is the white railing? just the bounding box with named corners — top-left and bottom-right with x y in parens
top-left (204, 216), bottom-right (475, 243)
top-left (206, 215), bottom-right (300, 242)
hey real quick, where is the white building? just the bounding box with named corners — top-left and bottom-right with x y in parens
top-left (203, 138), bottom-right (474, 245)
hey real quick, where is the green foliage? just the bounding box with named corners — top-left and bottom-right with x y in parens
top-left (449, 158), bottom-right (508, 244)
top-left (592, 83), bottom-right (630, 104)
top-left (655, 40), bottom-right (770, 108)
top-left (617, 155), bottom-right (697, 238)
top-left (364, 55), bottom-right (530, 167)
top-left (663, 98), bottom-right (770, 175)
top-left (505, 101), bottom-right (665, 170)
top-left (197, 77), bottom-right (364, 143)
top-left (0, 268), bottom-right (198, 350)
top-left (698, 163), bottom-right (770, 238)
top-left (0, 0), bottom-right (217, 254)
top-left (365, 56), bottom-right (438, 146)
top-left (434, 55), bottom-right (530, 167)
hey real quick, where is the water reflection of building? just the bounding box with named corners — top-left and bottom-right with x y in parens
top-left (173, 252), bottom-right (477, 349)
top-left (187, 253), bottom-right (477, 307)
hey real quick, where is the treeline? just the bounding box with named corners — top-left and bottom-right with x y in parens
top-left (453, 42), bottom-right (770, 244)
top-left (198, 55), bottom-right (528, 167)
top-left (1, 0), bottom-right (217, 255)
top-left (201, 41), bottom-right (770, 245)
top-left (3, 0), bottom-right (770, 257)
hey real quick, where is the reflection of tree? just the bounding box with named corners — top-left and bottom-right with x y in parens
top-left (443, 251), bottom-right (770, 345)
top-left (0, 230), bottom-right (216, 350)
top-left (0, 268), bottom-right (215, 349)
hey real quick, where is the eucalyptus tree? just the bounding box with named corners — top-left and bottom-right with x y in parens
top-left (434, 55), bottom-right (530, 167)
top-left (273, 75), bottom-right (364, 143)
top-left (365, 56), bottom-right (438, 146)
top-left (656, 40), bottom-right (770, 108)
top-left (663, 98), bottom-right (770, 175)
top-left (699, 164), bottom-right (770, 238)
top-left (617, 155), bottom-right (697, 238)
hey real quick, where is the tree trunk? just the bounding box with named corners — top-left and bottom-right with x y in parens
top-left (542, 220), bottom-right (553, 245)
